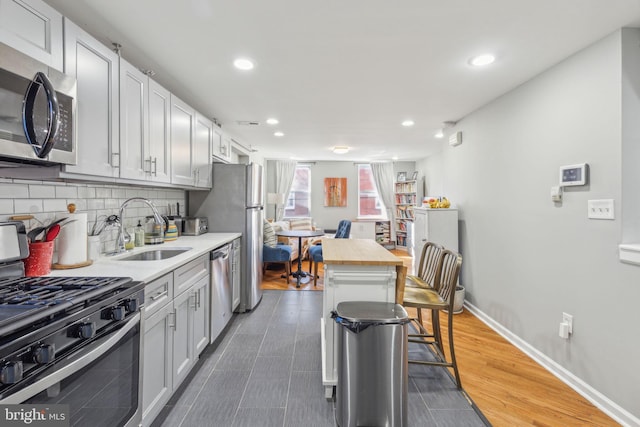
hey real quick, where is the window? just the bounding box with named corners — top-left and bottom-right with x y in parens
top-left (284, 165), bottom-right (311, 217)
top-left (358, 164), bottom-right (386, 218)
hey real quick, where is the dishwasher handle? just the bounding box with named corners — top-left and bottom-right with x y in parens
top-left (210, 245), bottom-right (230, 261)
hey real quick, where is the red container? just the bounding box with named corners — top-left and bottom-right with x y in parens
top-left (23, 241), bottom-right (54, 277)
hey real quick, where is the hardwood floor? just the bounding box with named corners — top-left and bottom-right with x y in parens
top-left (260, 251), bottom-right (619, 427)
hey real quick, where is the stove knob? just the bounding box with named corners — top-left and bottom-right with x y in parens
top-left (0, 361), bottom-right (23, 384)
top-left (78, 322), bottom-right (96, 339)
top-left (109, 306), bottom-right (126, 321)
top-left (32, 344), bottom-right (55, 364)
top-left (124, 298), bottom-right (139, 313)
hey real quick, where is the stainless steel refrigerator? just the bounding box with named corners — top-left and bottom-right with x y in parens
top-left (189, 163), bottom-right (263, 312)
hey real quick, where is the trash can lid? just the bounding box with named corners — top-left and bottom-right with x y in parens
top-left (335, 301), bottom-right (409, 324)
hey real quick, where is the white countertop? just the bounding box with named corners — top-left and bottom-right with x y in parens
top-left (49, 233), bottom-right (241, 283)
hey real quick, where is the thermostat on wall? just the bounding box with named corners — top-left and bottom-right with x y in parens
top-left (559, 163), bottom-right (589, 187)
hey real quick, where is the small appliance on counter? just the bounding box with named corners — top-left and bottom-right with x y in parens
top-left (183, 217), bottom-right (209, 236)
top-left (0, 221), bottom-right (29, 277)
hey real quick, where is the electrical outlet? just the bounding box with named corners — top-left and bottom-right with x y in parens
top-left (562, 312), bottom-right (573, 334)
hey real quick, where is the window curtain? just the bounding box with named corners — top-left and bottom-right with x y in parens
top-left (275, 160), bottom-right (297, 221)
top-left (370, 162), bottom-right (396, 242)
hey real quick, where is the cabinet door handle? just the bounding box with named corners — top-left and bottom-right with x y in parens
top-left (152, 157), bottom-right (158, 176)
top-left (151, 290), bottom-right (168, 301)
top-left (168, 309), bottom-right (177, 330)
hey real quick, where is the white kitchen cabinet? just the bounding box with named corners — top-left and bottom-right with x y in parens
top-left (170, 95), bottom-right (195, 186)
top-left (120, 60), bottom-right (173, 184)
top-left (172, 285), bottom-right (194, 389)
top-left (194, 113), bottom-right (213, 188)
top-left (148, 80), bottom-right (171, 183)
top-left (212, 131), bottom-right (232, 163)
top-left (142, 273), bottom-right (174, 426)
top-left (142, 300), bottom-right (173, 425)
top-left (63, 19), bottom-right (120, 178)
top-left (119, 59), bottom-right (148, 181)
top-left (192, 275), bottom-right (210, 355)
top-left (412, 207), bottom-right (458, 256)
top-left (0, 0), bottom-right (63, 70)
top-left (141, 255), bottom-right (210, 427)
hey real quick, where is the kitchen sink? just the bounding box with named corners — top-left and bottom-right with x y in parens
top-left (117, 247), bottom-right (192, 261)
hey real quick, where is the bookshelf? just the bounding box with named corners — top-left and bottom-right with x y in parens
top-left (395, 179), bottom-right (417, 250)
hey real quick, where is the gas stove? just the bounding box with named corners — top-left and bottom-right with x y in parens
top-left (0, 275), bottom-right (143, 405)
top-left (0, 221), bottom-right (144, 426)
top-left (0, 276), bottom-right (139, 338)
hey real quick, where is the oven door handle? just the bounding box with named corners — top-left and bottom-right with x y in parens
top-left (0, 313), bottom-right (140, 404)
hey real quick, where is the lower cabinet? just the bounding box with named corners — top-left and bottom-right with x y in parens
top-left (141, 255), bottom-right (210, 427)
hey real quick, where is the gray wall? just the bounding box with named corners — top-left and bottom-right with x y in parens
top-left (265, 160), bottom-right (416, 230)
top-left (417, 29), bottom-right (640, 420)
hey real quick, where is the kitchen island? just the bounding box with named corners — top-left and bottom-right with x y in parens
top-left (321, 238), bottom-right (404, 398)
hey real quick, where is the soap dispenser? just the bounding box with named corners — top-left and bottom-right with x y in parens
top-left (134, 220), bottom-right (145, 247)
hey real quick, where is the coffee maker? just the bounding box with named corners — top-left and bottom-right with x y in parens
top-left (0, 221), bottom-right (29, 277)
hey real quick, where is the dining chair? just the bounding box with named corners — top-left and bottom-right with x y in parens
top-left (406, 241), bottom-right (444, 290)
top-left (262, 243), bottom-right (293, 283)
top-left (401, 249), bottom-right (463, 388)
top-left (308, 219), bottom-right (351, 286)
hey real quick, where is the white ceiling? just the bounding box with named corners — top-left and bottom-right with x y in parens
top-left (44, 0), bottom-right (640, 162)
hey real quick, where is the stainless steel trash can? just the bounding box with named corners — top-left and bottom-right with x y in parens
top-left (334, 301), bottom-right (410, 427)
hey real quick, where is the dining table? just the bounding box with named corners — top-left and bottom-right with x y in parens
top-left (276, 229), bottom-right (324, 287)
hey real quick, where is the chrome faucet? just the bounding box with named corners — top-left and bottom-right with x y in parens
top-left (114, 197), bottom-right (165, 253)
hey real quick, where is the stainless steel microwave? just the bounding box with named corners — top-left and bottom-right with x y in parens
top-left (0, 42), bottom-right (76, 165)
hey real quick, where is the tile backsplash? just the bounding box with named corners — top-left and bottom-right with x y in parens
top-left (0, 178), bottom-right (186, 256)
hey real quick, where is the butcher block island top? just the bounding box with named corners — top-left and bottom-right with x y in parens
top-left (322, 238), bottom-right (402, 266)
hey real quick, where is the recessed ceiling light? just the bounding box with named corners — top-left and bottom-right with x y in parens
top-left (233, 58), bottom-right (254, 70)
top-left (402, 120), bottom-right (415, 127)
top-left (469, 54), bottom-right (495, 67)
top-left (266, 118), bottom-right (279, 125)
top-left (274, 131), bottom-right (284, 137)
top-left (434, 129), bottom-right (444, 139)
top-left (332, 146), bottom-right (349, 154)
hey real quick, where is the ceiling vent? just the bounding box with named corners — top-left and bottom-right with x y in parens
top-left (236, 121), bottom-right (260, 126)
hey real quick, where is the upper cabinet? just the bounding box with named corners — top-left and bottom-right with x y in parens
top-left (170, 95), bottom-right (195, 187)
top-left (148, 80), bottom-right (171, 183)
top-left (63, 19), bottom-right (120, 178)
top-left (0, 0), bottom-right (63, 71)
top-left (119, 59), bottom-right (148, 181)
top-left (212, 132), bottom-right (232, 163)
top-left (193, 114), bottom-right (212, 188)
top-left (120, 61), bottom-right (172, 184)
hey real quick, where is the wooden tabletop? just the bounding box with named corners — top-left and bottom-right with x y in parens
top-left (323, 238), bottom-right (402, 266)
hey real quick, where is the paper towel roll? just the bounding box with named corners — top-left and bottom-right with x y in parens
top-left (57, 212), bottom-right (88, 265)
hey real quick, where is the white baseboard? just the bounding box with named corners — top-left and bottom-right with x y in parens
top-left (464, 301), bottom-right (640, 427)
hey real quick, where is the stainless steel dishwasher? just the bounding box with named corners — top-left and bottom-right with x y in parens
top-left (210, 243), bottom-right (232, 343)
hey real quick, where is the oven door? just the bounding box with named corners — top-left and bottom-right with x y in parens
top-left (1, 313), bottom-right (142, 427)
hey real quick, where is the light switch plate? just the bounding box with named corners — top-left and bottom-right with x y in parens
top-left (588, 199), bottom-right (614, 220)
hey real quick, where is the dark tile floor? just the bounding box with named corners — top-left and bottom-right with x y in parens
top-left (152, 290), bottom-right (489, 427)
